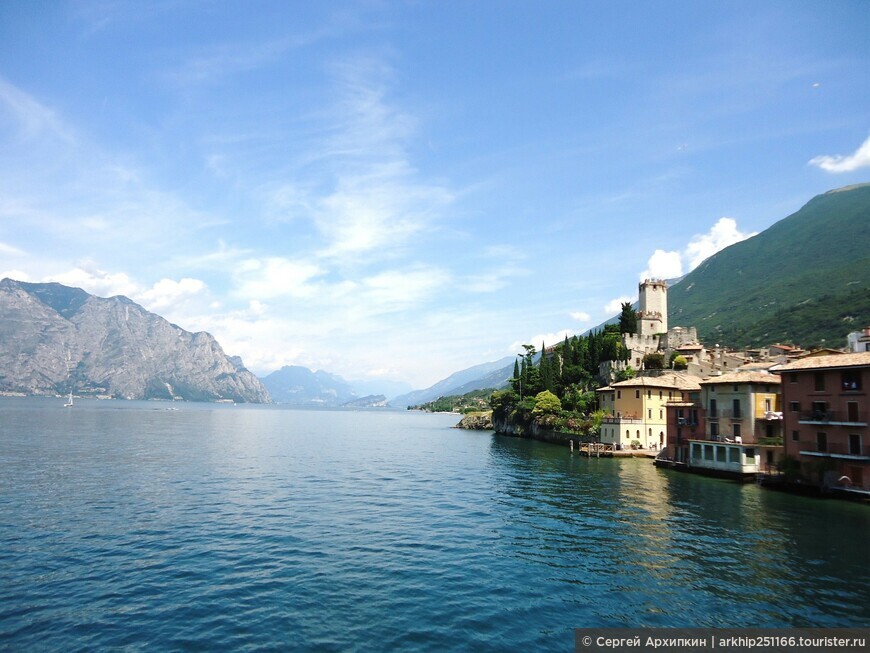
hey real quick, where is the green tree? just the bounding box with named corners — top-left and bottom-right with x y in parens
top-left (532, 390), bottom-right (561, 418)
top-left (618, 301), bottom-right (638, 335)
top-left (672, 355), bottom-right (688, 370)
top-left (643, 352), bottom-right (665, 369)
top-left (615, 366), bottom-right (636, 382)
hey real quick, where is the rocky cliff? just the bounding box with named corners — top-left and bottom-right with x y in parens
top-left (0, 279), bottom-right (270, 402)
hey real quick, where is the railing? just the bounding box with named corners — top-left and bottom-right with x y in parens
top-left (601, 414), bottom-right (642, 423)
top-left (676, 417), bottom-right (698, 426)
top-left (799, 410), bottom-right (867, 424)
top-left (796, 441), bottom-right (870, 457)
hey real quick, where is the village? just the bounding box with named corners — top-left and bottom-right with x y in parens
top-left (589, 279), bottom-right (870, 499)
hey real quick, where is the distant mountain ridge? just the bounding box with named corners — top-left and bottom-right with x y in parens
top-left (260, 365), bottom-right (410, 406)
top-left (389, 356), bottom-right (516, 408)
top-left (0, 279), bottom-right (270, 402)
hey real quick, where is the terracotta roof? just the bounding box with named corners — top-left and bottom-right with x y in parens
top-left (700, 371), bottom-right (781, 385)
top-left (607, 372), bottom-right (702, 391)
top-left (774, 351), bottom-right (870, 372)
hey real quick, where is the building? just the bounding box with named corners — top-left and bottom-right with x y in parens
top-left (847, 326), bottom-right (870, 353)
top-left (598, 372), bottom-right (702, 450)
top-left (694, 371), bottom-right (783, 477)
top-left (775, 352), bottom-right (870, 491)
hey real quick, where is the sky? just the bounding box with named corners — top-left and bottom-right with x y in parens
top-left (0, 1), bottom-right (868, 390)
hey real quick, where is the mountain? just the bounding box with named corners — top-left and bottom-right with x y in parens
top-left (405, 183), bottom-right (870, 399)
top-left (346, 377), bottom-right (413, 401)
top-left (668, 183), bottom-right (870, 348)
top-left (389, 356), bottom-right (516, 408)
top-left (0, 279), bottom-right (270, 402)
top-left (260, 365), bottom-right (357, 406)
top-left (342, 394), bottom-right (388, 408)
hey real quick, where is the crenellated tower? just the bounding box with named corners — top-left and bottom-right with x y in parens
top-left (638, 279), bottom-right (668, 337)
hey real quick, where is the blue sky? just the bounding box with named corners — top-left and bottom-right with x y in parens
top-left (0, 1), bottom-right (868, 389)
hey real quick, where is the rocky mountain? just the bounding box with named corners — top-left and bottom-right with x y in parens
top-left (260, 365), bottom-right (357, 405)
top-left (260, 365), bottom-right (412, 406)
top-left (0, 279), bottom-right (270, 402)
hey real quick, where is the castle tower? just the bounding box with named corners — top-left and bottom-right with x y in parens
top-left (638, 279), bottom-right (668, 337)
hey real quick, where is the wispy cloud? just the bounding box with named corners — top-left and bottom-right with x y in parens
top-left (0, 76), bottom-right (73, 142)
top-left (809, 134), bottom-right (870, 173)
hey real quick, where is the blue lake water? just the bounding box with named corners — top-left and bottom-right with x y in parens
top-left (0, 397), bottom-right (868, 651)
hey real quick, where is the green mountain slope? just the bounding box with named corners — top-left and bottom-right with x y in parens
top-left (669, 183), bottom-right (870, 348)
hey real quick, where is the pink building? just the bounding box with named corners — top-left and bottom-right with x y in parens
top-left (776, 352), bottom-right (870, 491)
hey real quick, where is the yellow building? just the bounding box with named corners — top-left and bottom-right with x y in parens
top-left (597, 373), bottom-right (702, 450)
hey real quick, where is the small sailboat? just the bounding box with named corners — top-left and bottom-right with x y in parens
top-left (63, 348), bottom-right (74, 407)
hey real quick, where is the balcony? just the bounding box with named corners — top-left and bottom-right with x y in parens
top-left (798, 410), bottom-right (867, 426)
top-left (602, 413), bottom-right (642, 424)
top-left (796, 440), bottom-right (870, 460)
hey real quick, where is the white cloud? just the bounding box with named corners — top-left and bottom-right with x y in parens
top-left (605, 296), bottom-right (634, 315)
top-left (139, 278), bottom-right (207, 312)
top-left (809, 134), bottom-right (870, 173)
top-left (47, 264), bottom-right (139, 298)
top-left (233, 257), bottom-right (324, 300)
top-left (510, 329), bottom-right (575, 353)
top-left (1, 269), bottom-right (31, 281)
top-left (640, 249), bottom-right (683, 280)
top-left (639, 217), bottom-right (756, 282)
top-left (570, 311), bottom-right (591, 323)
top-left (684, 217), bottom-right (755, 270)
top-left (360, 265), bottom-right (449, 312)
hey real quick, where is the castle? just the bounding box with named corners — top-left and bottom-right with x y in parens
top-left (604, 279), bottom-right (746, 380)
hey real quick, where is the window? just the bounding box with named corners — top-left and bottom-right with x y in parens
top-left (729, 448), bottom-right (740, 463)
top-left (849, 434), bottom-right (862, 456)
top-left (842, 370), bottom-right (862, 391)
top-left (733, 423), bottom-right (741, 439)
top-left (789, 401), bottom-right (800, 413)
top-left (659, 409), bottom-right (663, 419)
top-left (811, 401), bottom-right (828, 420)
top-left (617, 390), bottom-right (621, 399)
top-left (716, 447), bottom-right (726, 462)
top-left (732, 399), bottom-right (741, 419)
top-left (710, 399), bottom-right (717, 416)
top-left (847, 402), bottom-right (859, 423)
top-left (704, 445), bottom-right (714, 461)
top-left (733, 384), bottom-right (739, 392)
top-left (817, 432), bottom-right (827, 453)
top-left (744, 448), bottom-right (755, 461)
top-left (648, 409), bottom-right (652, 419)
top-left (710, 422), bottom-right (719, 437)
top-left (814, 373), bottom-right (825, 391)
top-left (792, 430), bottom-right (799, 442)
top-left (765, 398), bottom-right (772, 412)
top-left (789, 373), bottom-right (798, 383)
top-left (647, 390), bottom-right (651, 399)
top-left (635, 390), bottom-right (640, 399)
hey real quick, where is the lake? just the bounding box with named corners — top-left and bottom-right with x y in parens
top-left (0, 397), bottom-right (868, 651)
